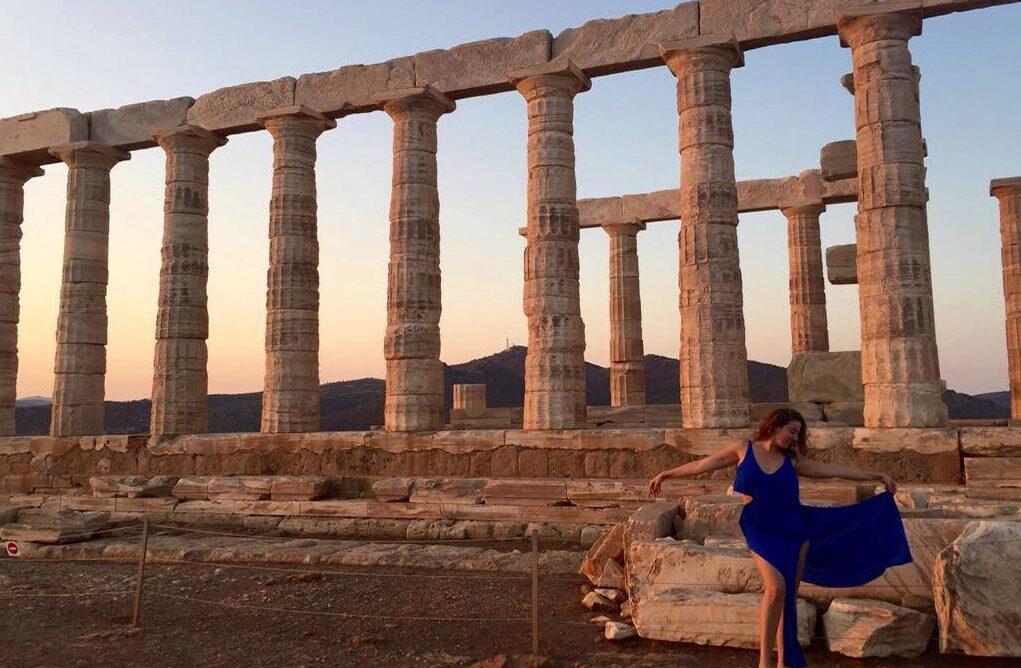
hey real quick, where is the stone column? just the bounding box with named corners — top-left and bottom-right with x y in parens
top-left (257, 106), bottom-right (336, 433)
top-left (510, 60), bottom-right (590, 430)
top-left (48, 142), bottom-right (130, 436)
top-left (0, 158), bottom-right (44, 435)
top-left (602, 221), bottom-right (646, 406)
top-left (991, 177), bottom-right (1021, 422)
top-left (780, 199), bottom-right (829, 354)
top-left (838, 3), bottom-right (947, 427)
top-left (376, 87), bottom-right (453, 432)
top-left (660, 36), bottom-right (749, 428)
top-left (149, 126), bottom-right (226, 436)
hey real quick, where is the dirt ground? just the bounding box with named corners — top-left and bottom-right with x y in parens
top-left (0, 557), bottom-right (1013, 668)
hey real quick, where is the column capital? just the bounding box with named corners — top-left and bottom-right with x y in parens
top-left (151, 124), bottom-right (228, 155)
top-left (659, 34), bottom-right (743, 77)
top-left (509, 58), bottom-right (591, 99)
top-left (837, 1), bottom-right (922, 49)
top-left (601, 221), bottom-right (646, 237)
top-left (48, 141), bottom-right (130, 169)
top-left (0, 156), bottom-right (44, 182)
top-left (257, 105), bottom-right (338, 133)
top-left (374, 85), bottom-right (455, 120)
top-left (780, 198), bottom-right (826, 218)
top-left (991, 177), bottom-right (1021, 199)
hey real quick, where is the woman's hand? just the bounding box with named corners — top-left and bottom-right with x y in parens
top-left (648, 473), bottom-right (666, 496)
top-left (877, 473), bottom-right (897, 494)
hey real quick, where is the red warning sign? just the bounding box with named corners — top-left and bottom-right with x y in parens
top-left (5, 541), bottom-right (19, 557)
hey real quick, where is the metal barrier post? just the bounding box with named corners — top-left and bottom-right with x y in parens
top-left (131, 519), bottom-right (150, 627)
top-left (530, 527), bottom-right (539, 655)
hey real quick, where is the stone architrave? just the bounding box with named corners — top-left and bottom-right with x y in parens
top-left (660, 35), bottom-right (749, 428)
top-left (602, 221), bottom-right (646, 406)
top-left (48, 142), bottom-right (130, 436)
top-left (509, 60), bottom-right (591, 430)
top-left (149, 125), bottom-right (226, 436)
top-left (257, 106), bottom-right (336, 433)
top-left (780, 199), bottom-right (829, 354)
top-left (838, 3), bottom-right (947, 427)
top-left (991, 178), bottom-right (1021, 423)
top-left (0, 158), bottom-right (44, 435)
top-left (376, 87), bottom-right (453, 432)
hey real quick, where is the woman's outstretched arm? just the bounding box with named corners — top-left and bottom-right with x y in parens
top-left (794, 458), bottom-right (897, 493)
top-left (648, 442), bottom-right (743, 496)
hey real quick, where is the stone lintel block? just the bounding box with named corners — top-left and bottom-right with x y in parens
top-left (89, 97), bottom-right (194, 151)
top-left (296, 58), bottom-right (415, 115)
top-left (552, 2), bottom-right (698, 76)
top-left (821, 140), bottom-right (858, 182)
top-left (990, 176), bottom-right (1021, 197)
top-left (821, 176), bottom-right (859, 204)
top-left (737, 177), bottom-right (801, 213)
top-left (921, 0), bottom-right (1021, 19)
top-left (414, 30), bottom-right (551, 99)
top-left (187, 77), bottom-right (296, 133)
top-left (255, 104), bottom-right (338, 128)
top-left (507, 57), bottom-right (591, 91)
top-left (701, 0), bottom-right (879, 49)
top-left (826, 244), bottom-right (858, 285)
top-left (0, 108), bottom-right (88, 164)
top-left (577, 196), bottom-right (624, 228)
top-left (622, 188), bottom-right (676, 223)
top-left (659, 34), bottom-right (744, 71)
top-left (852, 427), bottom-right (959, 455)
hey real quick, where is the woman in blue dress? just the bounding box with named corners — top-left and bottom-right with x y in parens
top-left (647, 408), bottom-right (911, 668)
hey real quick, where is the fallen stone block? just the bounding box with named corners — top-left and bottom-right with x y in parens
top-left (624, 501), bottom-right (677, 554)
top-left (678, 496), bottom-right (743, 542)
top-left (824, 598), bottom-right (935, 658)
top-left (0, 523), bottom-right (95, 544)
top-left (632, 588), bottom-right (816, 649)
top-left (605, 621), bottom-right (638, 641)
top-left (582, 590), bottom-right (618, 612)
top-left (566, 480), bottom-right (649, 509)
top-left (409, 478), bottom-right (486, 504)
top-left (270, 476), bottom-right (330, 501)
top-left (207, 476), bottom-right (274, 500)
top-left (371, 477), bottom-right (415, 502)
top-left (483, 479), bottom-right (569, 506)
top-left (172, 476), bottom-right (209, 500)
top-left (90, 475), bottom-right (178, 498)
top-left (935, 520), bottom-right (1021, 656)
top-left (579, 523), bottom-right (624, 585)
top-left (594, 559), bottom-right (626, 589)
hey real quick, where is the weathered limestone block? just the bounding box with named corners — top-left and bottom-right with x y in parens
top-left (511, 60), bottom-right (590, 430)
top-left (633, 588), bottom-right (816, 649)
top-left (964, 457), bottom-right (1021, 487)
top-left (0, 158), bottom-right (44, 435)
top-left (553, 2), bottom-right (698, 75)
top-left (377, 87), bottom-right (453, 432)
top-left (409, 478), bottom-right (485, 504)
top-left (49, 142), bottom-right (130, 437)
top-left (782, 199), bottom-right (829, 354)
top-left (852, 428), bottom-right (958, 455)
top-left (823, 598), bottom-right (935, 658)
top-left (89, 97), bottom-right (194, 150)
top-left (270, 476), bottom-right (330, 501)
top-left (258, 106), bottom-right (335, 434)
top-left (414, 30), bottom-right (551, 97)
top-left (452, 384), bottom-right (487, 417)
top-left (991, 177), bottom-right (1021, 422)
top-left (822, 401), bottom-right (865, 426)
top-left (296, 59), bottom-right (415, 115)
top-left (0, 108), bottom-right (88, 164)
top-left (934, 521), bottom-right (1021, 656)
top-left (171, 476), bottom-right (209, 500)
top-left (624, 502), bottom-right (677, 554)
top-left (838, 2), bottom-right (947, 428)
top-left (207, 476), bottom-right (275, 500)
top-left (579, 523), bottom-right (624, 585)
top-left (821, 140), bottom-right (858, 181)
top-left (679, 495), bottom-right (744, 542)
top-left (604, 222), bottom-right (646, 406)
top-left (371, 477), bottom-right (415, 502)
top-left (595, 559), bottom-right (627, 589)
top-left (960, 427), bottom-right (1021, 457)
top-left (788, 351), bottom-right (863, 403)
top-left (826, 243), bottom-right (858, 285)
top-left (187, 77), bottom-right (296, 133)
top-left (483, 479), bottom-right (568, 506)
top-left (150, 125), bottom-right (226, 436)
top-left (89, 475), bottom-right (178, 498)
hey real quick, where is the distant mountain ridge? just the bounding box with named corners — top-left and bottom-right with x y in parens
top-left (12, 346), bottom-right (1007, 435)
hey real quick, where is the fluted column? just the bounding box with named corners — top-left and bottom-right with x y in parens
top-left (48, 142), bottom-right (130, 436)
top-left (838, 3), bottom-right (947, 427)
top-left (660, 36), bottom-right (749, 428)
top-left (603, 221), bottom-right (646, 406)
top-left (780, 199), bottom-right (829, 354)
top-left (376, 87), bottom-right (453, 432)
top-left (257, 106), bottom-right (335, 433)
top-left (510, 60), bottom-right (591, 430)
top-left (991, 177), bottom-right (1021, 423)
top-left (0, 158), bottom-right (44, 435)
top-left (149, 126), bottom-right (226, 435)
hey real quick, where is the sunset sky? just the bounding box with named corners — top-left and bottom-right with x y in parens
top-left (1, 1), bottom-right (1019, 400)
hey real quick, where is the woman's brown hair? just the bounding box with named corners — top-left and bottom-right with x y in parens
top-left (752, 408), bottom-right (809, 459)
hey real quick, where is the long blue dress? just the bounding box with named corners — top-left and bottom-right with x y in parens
top-left (733, 441), bottom-right (912, 668)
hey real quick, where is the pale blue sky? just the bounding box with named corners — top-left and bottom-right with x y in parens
top-left (1, 1), bottom-right (1018, 399)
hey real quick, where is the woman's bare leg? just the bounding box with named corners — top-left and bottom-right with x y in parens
top-left (776, 542), bottom-right (810, 668)
top-left (751, 551), bottom-right (785, 668)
